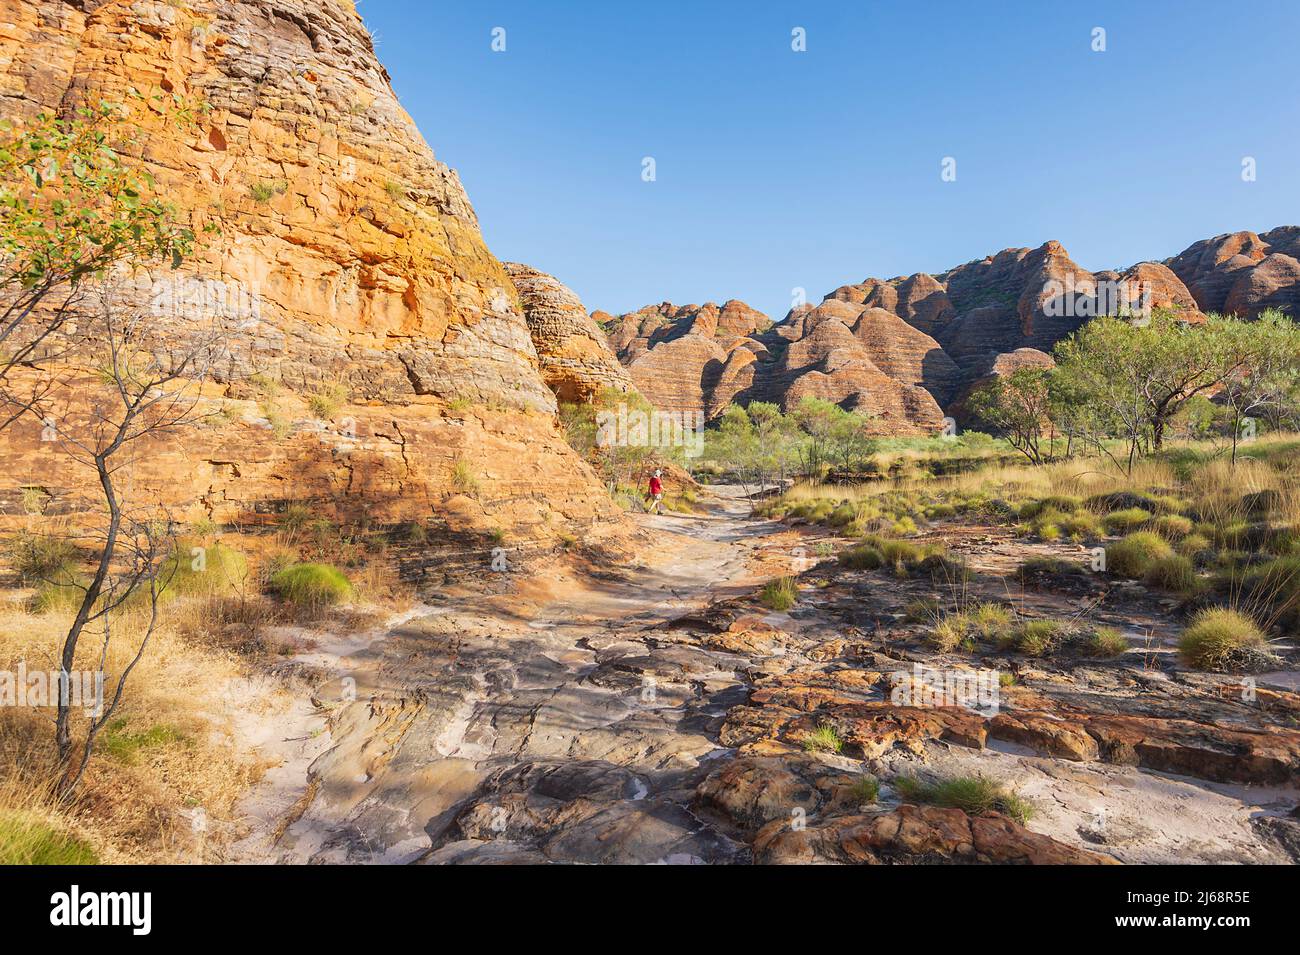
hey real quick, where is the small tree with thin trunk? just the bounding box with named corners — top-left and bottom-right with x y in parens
top-left (31, 288), bottom-right (223, 797)
top-left (969, 367), bottom-right (1054, 465)
top-left (1214, 310), bottom-right (1300, 463)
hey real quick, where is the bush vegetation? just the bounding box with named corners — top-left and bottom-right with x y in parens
top-left (267, 562), bottom-right (353, 609)
top-left (893, 774), bottom-right (1033, 825)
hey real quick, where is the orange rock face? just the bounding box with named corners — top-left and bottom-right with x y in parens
top-left (503, 263), bottom-right (633, 403)
top-left (604, 229), bottom-right (1293, 434)
top-left (1167, 226), bottom-right (1300, 316)
top-left (604, 297), bottom-right (949, 434)
top-left (0, 0), bottom-right (617, 531)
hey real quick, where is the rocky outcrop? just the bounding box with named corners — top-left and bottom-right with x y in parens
top-left (503, 263), bottom-right (633, 403)
top-left (0, 0), bottom-right (616, 531)
top-left (1167, 226), bottom-right (1300, 316)
top-left (603, 229), bottom-right (1299, 433)
top-left (605, 297), bottom-right (949, 433)
top-left (752, 804), bottom-right (1117, 865)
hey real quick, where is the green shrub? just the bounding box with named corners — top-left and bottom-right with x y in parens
top-left (249, 179), bottom-right (287, 202)
top-left (32, 573), bottom-right (87, 614)
top-left (971, 602), bottom-right (1013, 638)
top-left (929, 603), bottom-right (1011, 651)
top-left (1057, 511), bottom-right (1102, 540)
top-left (0, 813), bottom-right (98, 865)
top-left (1084, 626), bottom-right (1129, 658)
top-left (159, 541), bottom-right (248, 599)
top-left (1103, 508), bottom-right (1153, 534)
top-left (5, 532), bottom-right (77, 584)
top-left (891, 515), bottom-right (918, 536)
top-left (1226, 556), bottom-right (1300, 630)
top-left (1264, 525), bottom-right (1300, 557)
top-left (1152, 495), bottom-right (1192, 515)
top-left (1002, 619), bottom-right (1066, 656)
top-left (268, 562), bottom-right (353, 608)
top-left (1153, 514), bottom-right (1194, 540)
top-left (1238, 556), bottom-right (1300, 609)
top-left (893, 774), bottom-right (1032, 825)
top-left (1105, 532), bottom-right (1174, 578)
top-left (1176, 533), bottom-right (1213, 562)
top-left (828, 503), bottom-right (857, 527)
top-left (839, 544), bottom-right (885, 570)
top-left (306, 382), bottom-right (347, 420)
top-left (1142, 554), bottom-right (1202, 595)
top-left (759, 576), bottom-right (797, 611)
top-left (803, 723), bottom-right (842, 753)
top-left (1041, 494), bottom-right (1084, 513)
top-left (451, 459), bottom-right (480, 496)
top-left (1214, 521), bottom-right (1250, 549)
top-left (848, 775), bottom-right (880, 804)
top-left (1177, 608), bottom-right (1277, 672)
top-left (930, 613), bottom-right (974, 653)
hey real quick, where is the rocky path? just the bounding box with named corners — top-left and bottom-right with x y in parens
top-left (228, 489), bottom-right (1300, 865)
top-left (228, 487), bottom-right (803, 864)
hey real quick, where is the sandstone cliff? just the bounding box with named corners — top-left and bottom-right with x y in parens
top-left (1166, 226), bottom-right (1300, 317)
top-left (601, 296), bottom-right (948, 433)
top-left (603, 228), bottom-right (1297, 431)
top-left (0, 0), bottom-right (616, 533)
top-left (503, 263), bottom-right (633, 403)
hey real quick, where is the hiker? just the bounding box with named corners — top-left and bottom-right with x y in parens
top-left (647, 469), bottom-right (664, 514)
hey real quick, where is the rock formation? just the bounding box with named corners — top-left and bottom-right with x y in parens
top-left (602, 228), bottom-right (1298, 431)
top-left (0, 0), bottom-right (616, 532)
top-left (600, 297), bottom-right (949, 433)
top-left (1166, 226), bottom-right (1300, 317)
top-left (503, 263), bottom-right (633, 403)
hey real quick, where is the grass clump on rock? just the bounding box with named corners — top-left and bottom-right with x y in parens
top-left (848, 775), bottom-right (880, 804)
top-left (1103, 507), bottom-right (1153, 535)
top-left (803, 722), bottom-right (843, 754)
top-left (268, 562), bottom-right (353, 609)
top-left (758, 576), bottom-right (798, 611)
top-left (904, 597), bottom-right (941, 623)
top-left (1142, 554), bottom-right (1203, 596)
top-left (928, 603), bottom-right (1013, 652)
top-left (1105, 531), bottom-right (1174, 578)
top-left (893, 774), bottom-right (1033, 825)
top-left (1234, 556), bottom-right (1300, 624)
top-left (1083, 626), bottom-right (1129, 658)
top-left (1177, 608), bottom-right (1279, 673)
top-left (1153, 514), bottom-right (1195, 540)
top-left (999, 618), bottom-right (1067, 657)
top-left (839, 543), bottom-right (885, 570)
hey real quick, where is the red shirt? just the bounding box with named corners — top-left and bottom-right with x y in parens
top-left (649, 476), bottom-right (663, 495)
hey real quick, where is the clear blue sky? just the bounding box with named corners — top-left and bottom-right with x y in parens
top-left (360, 0), bottom-right (1300, 320)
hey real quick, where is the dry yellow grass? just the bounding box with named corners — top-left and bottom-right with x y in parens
top-left (0, 519), bottom-right (420, 863)
top-left (0, 599), bottom-right (292, 863)
top-left (778, 435), bottom-right (1300, 531)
